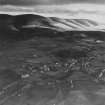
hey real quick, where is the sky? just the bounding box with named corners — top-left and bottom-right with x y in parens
top-left (0, 0), bottom-right (105, 5)
top-left (0, 0), bottom-right (105, 26)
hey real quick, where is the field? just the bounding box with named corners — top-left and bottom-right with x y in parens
top-left (0, 30), bottom-right (105, 105)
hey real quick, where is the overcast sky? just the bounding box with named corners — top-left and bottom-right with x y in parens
top-left (0, 0), bottom-right (105, 5)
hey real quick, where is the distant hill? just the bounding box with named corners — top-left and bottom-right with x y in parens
top-left (0, 14), bottom-right (105, 41)
top-left (0, 13), bottom-right (104, 32)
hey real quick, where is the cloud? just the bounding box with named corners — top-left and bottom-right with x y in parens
top-left (0, 0), bottom-right (35, 5)
top-left (0, 0), bottom-right (105, 5)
